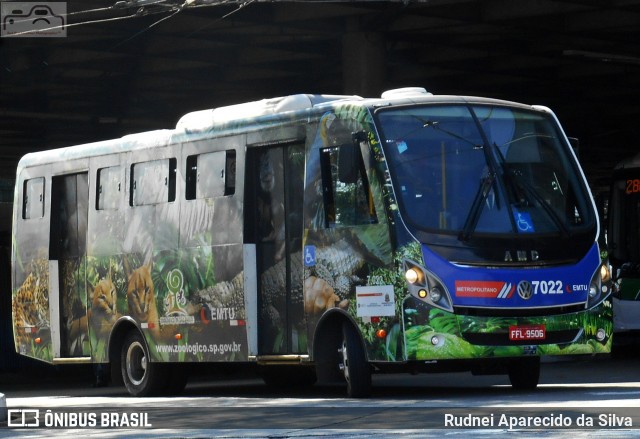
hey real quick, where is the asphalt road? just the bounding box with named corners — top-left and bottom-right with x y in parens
top-left (1, 347), bottom-right (640, 438)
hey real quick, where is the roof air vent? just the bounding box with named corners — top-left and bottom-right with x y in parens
top-left (381, 87), bottom-right (432, 99)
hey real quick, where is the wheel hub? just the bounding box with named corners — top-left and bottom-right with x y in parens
top-left (126, 340), bottom-right (147, 386)
top-left (340, 341), bottom-right (350, 382)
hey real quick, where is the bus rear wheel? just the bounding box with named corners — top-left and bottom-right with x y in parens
top-left (508, 357), bottom-right (540, 390)
top-left (121, 330), bottom-right (166, 396)
top-left (339, 323), bottom-right (371, 398)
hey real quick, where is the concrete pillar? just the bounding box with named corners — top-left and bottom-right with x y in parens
top-left (0, 393), bottom-right (5, 422)
top-left (342, 29), bottom-right (386, 98)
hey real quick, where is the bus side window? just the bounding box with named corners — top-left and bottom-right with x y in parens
top-left (130, 158), bottom-right (177, 206)
top-left (186, 150), bottom-right (236, 200)
top-left (96, 166), bottom-right (120, 210)
top-left (23, 177), bottom-right (45, 219)
top-left (320, 144), bottom-right (377, 228)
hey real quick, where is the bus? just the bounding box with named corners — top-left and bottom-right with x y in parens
top-left (607, 154), bottom-right (640, 339)
top-left (11, 87), bottom-right (612, 397)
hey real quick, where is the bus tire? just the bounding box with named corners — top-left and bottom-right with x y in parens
top-left (121, 330), bottom-right (166, 397)
top-left (340, 323), bottom-right (371, 398)
top-left (508, 357), bottom-right (540, 390)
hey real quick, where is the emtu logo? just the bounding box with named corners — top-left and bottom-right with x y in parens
top-left (1, 3), bottom-right (67, 37)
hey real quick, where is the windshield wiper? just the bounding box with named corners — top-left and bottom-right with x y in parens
top-left (423, 116), bottom-right (496, 242)
top-left (505, 167), bottom-right (572, 238)
top-left (459, 172), bottom-right (499, 241)
top-left (457, 109), bottom-right (508, 241)
top-left (490, 137), bottom-right (571, 238)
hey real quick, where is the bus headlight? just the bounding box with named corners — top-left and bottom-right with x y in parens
top-left (587, 263), bottom-right (610, 308)
top-left (429, 287), bottom-right (442, 303)
top-left (405, 268), bottom-right (420, 284)
top-left (600, 264), bottom-right (611, 283)
top-left (403, 259), bottom-right (453, 312)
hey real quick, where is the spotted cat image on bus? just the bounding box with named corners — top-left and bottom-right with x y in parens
top-left (11, 87), bottom-right (611, 397)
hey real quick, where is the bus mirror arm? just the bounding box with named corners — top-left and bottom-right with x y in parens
top-left (352, 131), bottom-right (367, 143)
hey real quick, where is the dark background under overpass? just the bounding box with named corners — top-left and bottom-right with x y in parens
top-left (2, 0), bottom-right (640, 370)
top-left (3, 0), bottom-right (640, 188)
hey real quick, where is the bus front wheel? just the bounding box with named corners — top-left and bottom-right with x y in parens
top-left (339, 323), bottom-right (371, 398)
top-left (121, 330), bottom-right (166, 396)
top-left (508, 357), bottom-right (540, 390)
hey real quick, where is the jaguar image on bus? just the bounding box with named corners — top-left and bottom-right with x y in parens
top-left (11, 87), bottom-right (611, 397)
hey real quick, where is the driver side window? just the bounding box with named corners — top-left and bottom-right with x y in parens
top-left (320, 144), bottom-right (377, 228)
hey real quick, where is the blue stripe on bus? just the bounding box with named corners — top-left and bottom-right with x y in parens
top-left (421, 243), bottom-right (600, 308)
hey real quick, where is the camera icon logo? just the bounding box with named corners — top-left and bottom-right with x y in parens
top-left (1, 2), bottom-right (67, 38)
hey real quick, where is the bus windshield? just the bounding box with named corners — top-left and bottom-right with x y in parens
top-left (376, 104), bottom-right (594, 240)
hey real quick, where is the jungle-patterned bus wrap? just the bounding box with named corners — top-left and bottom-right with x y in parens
top-left (301, 100), bottom-right (611, 366)
top-left (82, 250), bottom-right (249, 364)
top-left (12, 89), bottom-right (611, 397)
top-left (401, 243), bottom-right (611, 362)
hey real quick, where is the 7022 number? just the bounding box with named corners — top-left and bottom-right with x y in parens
top-left (531, 280), bottom-right (563, 294)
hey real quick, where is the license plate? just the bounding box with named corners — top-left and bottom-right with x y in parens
top-left (509, 324), bottom-right (546, 341)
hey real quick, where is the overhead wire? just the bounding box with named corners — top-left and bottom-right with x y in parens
top-left (5, 0), bottom-right (387, 47)
top-left (2, 0), bottom-right (253, 39)
top-left (111, 0), bottom-right (257, 47)
top-left (111, 3), bottom-right (186, 49)
top-left (3, 1), bottom-right (176, 37)
top-left (184, 0), bottom-right (255, 38)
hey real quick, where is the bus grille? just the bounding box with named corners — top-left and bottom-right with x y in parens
top-left (453, 304), bottom-right (586, 317)
top-left (462, 329), bottom-right (581, 346)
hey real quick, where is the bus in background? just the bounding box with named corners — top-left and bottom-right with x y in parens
top-left (11, 87), bottom-right (611, 397)
top-left (607, 154), bottom-right (640, 339)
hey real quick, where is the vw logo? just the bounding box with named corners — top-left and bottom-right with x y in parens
top-left (517, 280), bottom-right (533, 300)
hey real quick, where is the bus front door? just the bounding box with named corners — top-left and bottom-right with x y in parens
top-left (49, 172), bottom-right (90, 359)
top-left (245, 143), bottom-right (305, 355)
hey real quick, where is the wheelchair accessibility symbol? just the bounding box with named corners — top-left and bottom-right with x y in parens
top-left (514, 211), bottom-right (535, 233)
top-left (304, 245), bottom-right (316, 267)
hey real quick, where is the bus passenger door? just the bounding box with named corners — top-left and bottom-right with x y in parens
top-left (245, 143), bottom-right (305, 355)
top-left (49, 173), bottom-right (90, 358)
